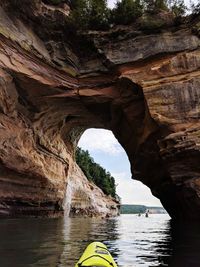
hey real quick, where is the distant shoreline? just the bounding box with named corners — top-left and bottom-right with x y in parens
top-left (120, 204), bottom-right (167, 214)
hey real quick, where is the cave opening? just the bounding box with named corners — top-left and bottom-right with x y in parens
top-left (0, 70), bottom-right (172, 218)
top-left (75, 128), bottom-right (163, 214)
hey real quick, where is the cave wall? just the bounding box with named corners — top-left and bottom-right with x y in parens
top-left (0, 1), bottom-right (200, 220)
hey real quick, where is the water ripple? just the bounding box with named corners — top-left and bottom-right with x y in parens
top-left (0, 214), bottom-right (200, 267)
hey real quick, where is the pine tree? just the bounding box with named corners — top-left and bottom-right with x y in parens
top-left (169, 0), bottom-right (187, 17)
top-left (71, 0), bottom-right (110, 30)
top-left (70, 0), bottom-right (90, 29)
top-left (75, 147), bottom-right (116, 197)
top-left (111, 0), bottom-right (143, 25)
top-left (89, 0), bottom-right (110, 30)
top-left (191, 1), bottom-right (200, 15)
top-left (143, 0), bottom-right (168, 14)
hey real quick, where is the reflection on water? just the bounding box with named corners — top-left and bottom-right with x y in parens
top-left (0, 218), bottom-right (63, 267)
top-left (58, 217), bottom-right (120, 267)
top-left (0, 214), bottom-right (199, 267)
top-left (167, 222), bottom-right (200, 267)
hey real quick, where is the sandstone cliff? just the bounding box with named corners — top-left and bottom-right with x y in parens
top-left (67, 164), bottom-right (119, 217)
top-left (0, 0), bottom-right (200, 220)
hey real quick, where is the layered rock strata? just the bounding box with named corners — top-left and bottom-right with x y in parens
top-left (0, 0), bottom-right (200, 220)
top-left (68, 164), bottom-right (119, 217)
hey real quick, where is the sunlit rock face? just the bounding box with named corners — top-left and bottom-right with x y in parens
top-left (0, 0), bottom-right (200, 220)
top-left (68, 164), bottom-right (120, 217)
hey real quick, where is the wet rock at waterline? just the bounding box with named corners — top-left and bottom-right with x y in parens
top-left (0, 1), bottom-right (200, 220)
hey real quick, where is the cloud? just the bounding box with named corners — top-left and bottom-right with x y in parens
top-left (108, 0), bottom-right (116, 8)
top-left (111, 171), bottom-right (162, 206)
top-left (78, 129), bottom-right (123, 155)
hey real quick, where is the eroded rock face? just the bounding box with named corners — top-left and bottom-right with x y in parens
top-left (0, 0), bottom-right (200, 220)
top-left (68, 164), bottom-right (119, 217)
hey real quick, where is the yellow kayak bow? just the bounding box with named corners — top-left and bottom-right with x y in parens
top-left (75, 241), bottom-right (118, 267)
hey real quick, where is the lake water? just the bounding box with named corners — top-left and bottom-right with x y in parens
top-left (0, 214), bottom-right (200, 267)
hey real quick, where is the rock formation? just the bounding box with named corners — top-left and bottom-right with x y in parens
top-left (68, 164), bottom-right (119, 217)
top-left (0, 0), bottom-right (200, 220)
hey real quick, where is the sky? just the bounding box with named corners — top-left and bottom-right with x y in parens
top-left (78, 129), bottom-right (162, 206)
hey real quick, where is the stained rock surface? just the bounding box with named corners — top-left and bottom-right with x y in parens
top-left (0, 0), bottom-right (200, 220)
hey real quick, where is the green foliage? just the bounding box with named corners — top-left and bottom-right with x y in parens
top-left (76, 147), bottom-right (116, 197)
top-left (111, 0), bottom-right (143, 25)
top-left (120, 204), bottom-right (147, 214)
top-left (155, 0), bottom-right (168, 10)
top-left (143, 0), bottom-right (168, 14)
top-left (169, 0), bottom-right (187, 17)
top-left (71, 0), bottom-right (110, 30)
top-left (121, 204), bottom-right (167, 214)
top-left (89, 0), bottom-right (110, 30)
top-left (69, 0), bottom-right (190, 30)
top-left (70, 0), bottom-right (90, 30)
top-left (191, 2), bottom-right (200, 15)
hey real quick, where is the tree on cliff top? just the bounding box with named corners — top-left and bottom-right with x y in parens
top-left (191, 1), bottom-right (200, 15)
top-left (70, 0), bottom-right (90, 29)
top-left (71, 0), bottom-right (110, 30)
top-left (76, 147), bottom-right (116, 198)
top-left (111, 0), bottom-right (143, 25)
top-left (143, 0), bottom-right (169, 14)
top-left (169, 0), bottom-right (187, 17)
top-left (89, 0), bottom-right (110, 30)
top-left (69, 0), bottom-right (189, 30)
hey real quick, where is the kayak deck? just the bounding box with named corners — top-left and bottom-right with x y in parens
top-left (75, 241), bottom-right (118, 267)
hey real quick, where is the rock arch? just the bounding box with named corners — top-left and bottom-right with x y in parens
top-left (0, 1), bottom-right (200, 220)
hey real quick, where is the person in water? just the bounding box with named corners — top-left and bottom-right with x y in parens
top-left (145, 209), bottom-right (149, 217)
